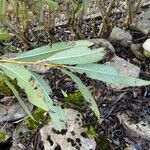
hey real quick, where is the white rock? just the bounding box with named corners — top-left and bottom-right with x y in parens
top-left (142, 38), bottom-right (150, 57)
top-left (109, 27), bottom-right (132, 47)
top-left (106, 55), bottom-right (140, 90)
top-left (132, 10), bottom-right (150, 35)
top-left (120, 113), bottom-right (150, 140)
top-left (40, 109), bottom-right (96, 150)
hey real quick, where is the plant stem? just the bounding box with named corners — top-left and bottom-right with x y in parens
top-left (0, 59), bottom-right (62, 68)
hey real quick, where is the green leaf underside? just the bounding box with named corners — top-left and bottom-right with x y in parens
top-left (13, 40), bottom-right (94, 62)
top-left (46, 47), bottom-right (105, 65)
top-left (1, 74), bottom-right (34, 120)
top-left (70, 64), bottom-right (150, 86)
top-left (30, 72), bottom-right (66, 130)
top-left (61, 69), bottom-right (100, 118)
top-left (0, 63), bottom-right (48, 110)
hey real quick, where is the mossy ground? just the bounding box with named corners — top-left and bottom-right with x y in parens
top-left (0, 130), bottom-right (9, 143)
top-left (24, 108), bottom-right (49, 130)
top-left (0, 76), bottom-right (20, 96)
top-left (85, 126), bottom-right (111, 150)
top-left (63, 92), bottom-right (84, 110)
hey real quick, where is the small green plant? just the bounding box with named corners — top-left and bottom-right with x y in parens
top-left (0, 130), bottom-right (9, 143)
top-left (0, 40), bottom-right (150, 131)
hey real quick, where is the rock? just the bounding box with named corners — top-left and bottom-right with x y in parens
top-left (40, 109), bottom-right (96, 150)
top-left (0, 101), bottom-right (33, 123)
top-left (132, 10), bottom-right (150, 35)
top-left (106, 55), bottom-right (140, 90)
top-left (130, 44), bottom-right (145, 59)
top-left (89, 38), bottom-right (115, 52)
top-left (120, 113), bottom-right (150, 140)
top-left (109, 27), bottom-right (132, 47)
top-left (142, 38), bottom-right (150, 57)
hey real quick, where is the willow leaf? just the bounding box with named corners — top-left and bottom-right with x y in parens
top-left (46, 47), bottom-right (105, 65)
top-left (70, 64), bottom-right (150, 86)
top-left (14, 40), bottom-right (93, 62)
top-left (0, 63), bottom-right (48, 110)
top-left (30, 72), bottom-right (67, 130)
top-left (61, 69), bottom-right (100, 118)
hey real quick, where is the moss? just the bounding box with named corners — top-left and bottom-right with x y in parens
top-left (24, 108), bottom-right (49, 130)
top-left (84, 126), bottom-right (111, 150)
top-left (86, 126), bottom-right (98, 138)
top-left (64, 92), bottom-right (84, 107)
top-left (0, 76), bottom-right (20, 96)
top-left (0, 130), bottom-right (9, 143)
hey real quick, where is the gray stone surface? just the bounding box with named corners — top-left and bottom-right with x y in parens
top-left (142, 38), bottom-right (150, 57)
top-left (0, 101), bottom-right (33, 122)
top-left (109, 27), bottom-right (132, 47)
top-left (132, 10), bottom-right (150, 35)
top-left (119, 113), bottom-right (150, 140)
top-left (40, 109), bottom-right (96, 150)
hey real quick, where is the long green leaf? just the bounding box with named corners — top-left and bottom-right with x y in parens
top-left (13, 40), bottom-right (93, 62)
top-left (61, 69), bottom-right (100, 118)
top-left (30, 72), bottom-right (67, 130)
top-left (70, 64), bottom-right (150, 86)
top-left (1, 73), bottom-right (34, 120)
top-left (0, 63), bottom-right (48, 110)
top-left (45, 47), bottom-right (105, 65)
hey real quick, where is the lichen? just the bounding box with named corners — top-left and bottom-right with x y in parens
top-left (24, 108), bottom-right (49, 130)
top-left (0, 130), bottom-right (9, 143)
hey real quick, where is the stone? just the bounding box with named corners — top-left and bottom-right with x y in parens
top-left (130, 44), bottom-right (145, 59)
top-left (89, 38), bottom-right (115, 52)
top-left (142, 38), bottom-right (150, 57)
top-left (132, 10), bottom-right (150, 35)
top-left (40, 109), bottom-right (96, 150)
top-left (120, 113), bottom-right (150, 140)
top-left (106, 55), bottom-right (140, 90)
top-left (0, 101), bottom-right (33, 123)
top-left (109, 26), bottom-right (132, 47)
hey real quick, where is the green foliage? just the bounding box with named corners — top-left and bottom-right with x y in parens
top-left (0, 130), bottom-right (9, 143)
top-left (24, 108), bottom-right (48, 130)
top-left (65, 92), bottom-right (84, 106)
top-left (0, 31), bottom-right (11, 41)
top-left (0, 40), bottom-right (150, 131)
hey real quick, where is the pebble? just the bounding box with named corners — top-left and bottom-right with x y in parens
top-left (0, 101), bottom-right (33, 123)
top-left (142, 38), bottom-right (150, 57)
top-left (132, 10), bottom-right (150, 35)
top-left (109, 26), bottom-right (132, 47)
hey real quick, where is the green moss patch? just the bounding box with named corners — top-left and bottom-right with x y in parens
top-left (0, 130), bottom-right (9, 143)
top-left (24, 108), bottom-right (49, 130)
top-left (64, 92), bottom-right (84, 108)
